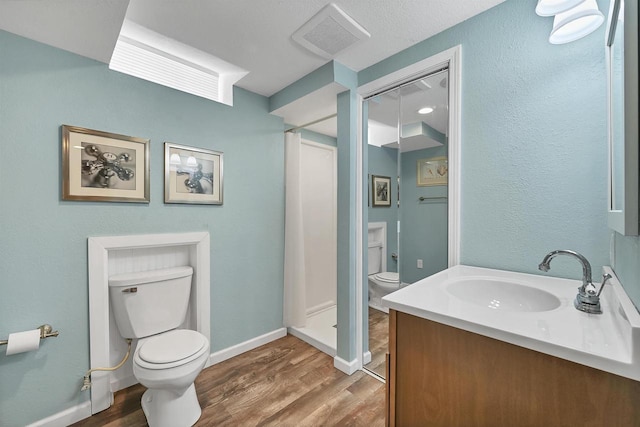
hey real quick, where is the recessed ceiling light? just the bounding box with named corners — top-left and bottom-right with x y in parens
top-left (418, 107), bottom-right (434, 114)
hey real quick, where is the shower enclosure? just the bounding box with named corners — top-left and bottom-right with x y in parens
top-left (284, 132), bottom-right (338, 356)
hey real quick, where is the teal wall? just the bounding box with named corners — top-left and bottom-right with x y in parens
top-left (336, 88), bottom-right (358, 363)
top-left (276, 61), bottom-right (360, 365)
top-left (613, 235), bottom-right (640, 309)
top-left (367, 145), bottom-right (399, 272)
top-left (4, 0), bottom-right (637, 423)
top-left (0, 31), bottom-right (285, 426)
top-left (399, 146), bottom-right (448, 283)
top-left (299, 128), bottom-right (337, 147)
top-left (360, 0), bottom-right (611, 287)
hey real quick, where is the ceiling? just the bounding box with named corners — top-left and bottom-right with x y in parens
top-left (0, 0), bottom-right (506, 133)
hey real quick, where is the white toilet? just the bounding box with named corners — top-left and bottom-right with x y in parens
top-left (109, 266), bottom-right (209, 427)
top-left (368, 241), bottom-right (400, 313)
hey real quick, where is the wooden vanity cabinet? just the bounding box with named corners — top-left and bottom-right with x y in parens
top-left (386, 309), bottom-right (640, 427)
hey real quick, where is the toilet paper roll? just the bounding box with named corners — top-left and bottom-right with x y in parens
top-left (6, 329), bottom-right (40, 355)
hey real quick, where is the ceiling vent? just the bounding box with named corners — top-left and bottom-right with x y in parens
top-left (292, 3), bottom-right (370, 59)
top-left (110, 20), bottom-right (248, 106)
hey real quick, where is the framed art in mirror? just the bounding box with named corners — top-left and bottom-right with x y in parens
top-left (606, 0), bottom-right (639, 235)
top-left (417, 156), bottom-right (448, 187)
top-left (372, 175), bottom-right (391, 207)
top-left (62, 125), bottom-right (150, 203)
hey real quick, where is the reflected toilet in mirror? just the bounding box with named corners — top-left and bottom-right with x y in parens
top-left (368, 222), bottom-right (400, 313)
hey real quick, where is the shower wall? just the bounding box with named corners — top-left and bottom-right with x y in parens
top-left (301, 140), bottom-right (337, 314)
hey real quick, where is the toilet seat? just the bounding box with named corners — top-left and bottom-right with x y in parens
top-left (135, 329), bottom-right (209, 370)
top-left (374, 272), bottom-right (399, 283)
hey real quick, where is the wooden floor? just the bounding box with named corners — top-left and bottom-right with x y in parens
top-left (364, 308), bottom-right (388, 378)
top-left (72, 334), bottom-right (385, 427)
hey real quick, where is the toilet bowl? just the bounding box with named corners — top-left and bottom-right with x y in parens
top-left (367, 234), bottom-right (400, 313)
top-left (368, 271), bottom-right (400, 313)
top-left (133, 329), bottom-right (210, 427)
top-left (109, 266), bottom-right (209, 427)
top-left (370, 271), bottom-right (400, 290)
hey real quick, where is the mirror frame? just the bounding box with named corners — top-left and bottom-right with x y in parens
top-left (355, 45), bottom-right (461, 372)
top-left (606, 0), bottom-right (639, 235)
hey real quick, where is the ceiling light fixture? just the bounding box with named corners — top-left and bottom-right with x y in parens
top-left (549, 0), bottom-right (604, 44)
top-left (169, 154), bottom-right (182, 165)
top-left (186, 156), bottom-right (198, 167)
top-left (535, 0), bottom-right (586, 16)
top-left (536, 0), bottom-right (604, 44)
top-left (418, 107), bottom-right (434, 114)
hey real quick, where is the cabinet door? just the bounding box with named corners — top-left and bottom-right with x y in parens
top-left (392, 311), bottom-right (640, 426)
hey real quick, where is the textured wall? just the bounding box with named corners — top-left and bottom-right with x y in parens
top-left (613, 235), bottom-right (640, 309)
top-left (367, 145), bottom-right (399, 272)
top-left (360, 0), bottom-right (611, 285)
top-left (400, 146), bottom-right (448, 283)
top-left (0, 31), bottom-right (285, 426)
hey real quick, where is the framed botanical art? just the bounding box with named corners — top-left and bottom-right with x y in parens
top-left (62, 125), bottom-right (150, 203)
top-left (372, 175), bottom-right (391, 207)
top-left (164, 142), bottom-right (224, 205)
top-left (417, 156), bottom-right (448, 187)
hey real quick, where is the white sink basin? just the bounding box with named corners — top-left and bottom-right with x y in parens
top-left (446, 277), bottom-right (562, 312)
top-left (382, 265), bottom-right (640, 382)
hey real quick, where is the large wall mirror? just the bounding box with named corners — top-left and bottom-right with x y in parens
top-left (606, 0), bottom-right (639, 235)
top-left (363, 68), bottom-right (450, 378)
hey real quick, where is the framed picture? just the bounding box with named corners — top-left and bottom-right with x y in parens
top-left (417, 156), bottom-right (448, 187)
top-left (164, 142), bottom-right (223, 205)
top-left (372, 175), bottom-right (391, 207)
top-left (62, 125), bottom-right (150, 203)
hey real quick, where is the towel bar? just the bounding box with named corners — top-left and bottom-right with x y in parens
top-left (418, 196), bottom-right (448, 202)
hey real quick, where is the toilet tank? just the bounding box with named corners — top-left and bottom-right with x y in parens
top-left (108, 266), bottom-right (194, 339)
top-left (368, 242), bottom-right (382, 275)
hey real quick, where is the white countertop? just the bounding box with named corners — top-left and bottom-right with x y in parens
top-left (382, 265), bottom-right (640, 381)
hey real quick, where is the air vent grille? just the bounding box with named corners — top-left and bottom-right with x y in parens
top-left (302, 15), bottom-right (360, 56)
top-left (292, 3), bottom-right (370, 59)
top-left (110, 37), bottom-right (220, 102)
top-left (109, 20), bottom-right (248, 106)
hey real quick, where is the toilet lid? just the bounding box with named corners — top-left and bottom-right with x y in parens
top-left (375, 272), bottom-right (399, 283)
top-left (138, 329), bottom-right (207, 364)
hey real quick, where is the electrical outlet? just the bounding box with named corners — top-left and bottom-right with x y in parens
top-left (417, 259), bottom-right (423, 269)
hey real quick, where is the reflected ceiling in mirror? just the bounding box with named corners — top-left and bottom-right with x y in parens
top-left (368, 70), bottom-right (448, 152)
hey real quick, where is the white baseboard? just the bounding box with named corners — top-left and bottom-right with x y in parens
top-left (334, 355), bottom-right (360, 375)
top-left (207, 327), bottom-right (287, 366)
top-left (26, 401), bottom-right (92, 427)
top-left (110, 374), bottom-right (138, 394)
top-left (363, 351), bottom-right (372, 365)
top-left (30, 328), bottom-right (287, 427)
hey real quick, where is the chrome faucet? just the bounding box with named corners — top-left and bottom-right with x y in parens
top-left (538, 249), bottom-right (611, 314)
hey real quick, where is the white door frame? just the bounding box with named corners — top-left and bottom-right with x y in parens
top-left (355, 45), bottom-right (462, 371)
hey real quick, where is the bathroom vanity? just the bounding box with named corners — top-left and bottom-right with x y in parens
top-left (383, 266), bottom-right (640, 426)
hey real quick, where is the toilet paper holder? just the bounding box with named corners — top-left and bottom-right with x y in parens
top-left (0, 324), bottom-right (59, 346)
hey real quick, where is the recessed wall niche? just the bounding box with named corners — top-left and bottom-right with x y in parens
top-left (87, 232), bottom-right (210, 414)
